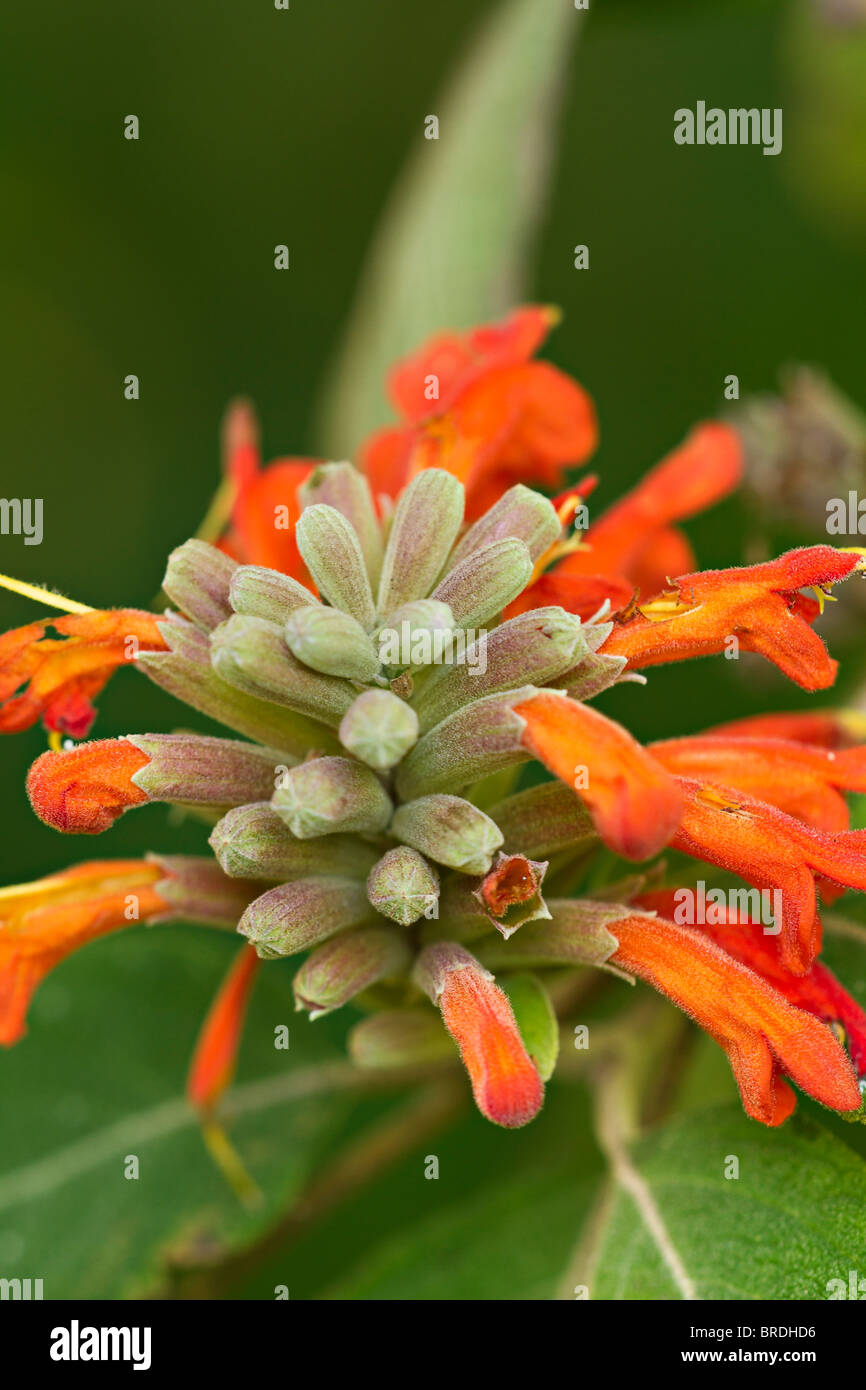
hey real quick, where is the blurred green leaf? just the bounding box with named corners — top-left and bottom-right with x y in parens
top-left (591, 1105), bottom-right (866, 1299)
top-left (315, 0), bottom-right (582, 454)
top-left (0, 926), bottom-right (404, 1298)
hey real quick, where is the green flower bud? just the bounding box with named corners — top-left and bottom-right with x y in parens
top-left (162, 540), bottom-right (237, 631)
top-left (292, 925), bottom-right (412, 1019)
top-left (478, 898), bottom-right (634, 975)
top-left (366, 845), bottom-right (439, 925)
top-left (238, 876), bottom-right (374, 958)
top-left (285, 605), bottom-right (381, 681)
top-left (448, 483), bottom-right (561, 569)
top-left (376, 470), bottom-right (464, 621)
top-left (210, 614), bottom-right (356, 727)
top-left (486, 781), bottom-right (595, 858)
top-left (229, 565), bottom-right (318, 625)
top-left (296, 503), bottom-right (376, 629)
top-left (348, 1008), bottom-right (455, 1069)
top-left (375, 599), bottom-right (456, 674)
top-left (127, 733), bottom-right (284, 807)
top-left (148, 854), bottom-right (262, 928)
top-left (299, 462), bottom-right (383, 588)
top-left (414, 607), bottom-right (588, 732)
top-left (556, 649), bottom-right (629, 702)
top-left (431, 537), bottom-right (532, 628)
top-left (338, 689), bottom-right (419, 770)
top-left (390, 793), bottom-right (503, 875)
top-left (210, 802), bottom-right (378, 880)
top-left (395, 688), bottom-right (536, 799)
top-left (272, 755), bottom-right (393, 838)
top-left (139, 618), bottom-right (340, 758)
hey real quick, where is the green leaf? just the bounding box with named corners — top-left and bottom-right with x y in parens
top-left (323, 1086), bottom-right (602, 1300)
top-left (315, 0), bottom-right (582, 455)
top-left (590, 1105), bottom-right (866, 1300)
top-left (501, 972), bottom-right (559, 1081)
top-left (0, 925), bottom-right (404, 1298)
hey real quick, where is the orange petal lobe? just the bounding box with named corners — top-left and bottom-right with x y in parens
top-left (439, 964), bottom-right (544, 1128)
top-left (514, 691), bottom-right (682, 860)
top-left (0, 860), bottom-right (166, 1044)
top-left (27, 738), bottom-right (150, 834)
top-left (187, 946), bottom-right (261, 1112)
top-left (610, 914), bottom-right (860, 1124)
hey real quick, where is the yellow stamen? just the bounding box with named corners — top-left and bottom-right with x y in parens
top-left (637, 591), bottom-right (701, 623)
top-left (0, 573), bottom-right (93, 615)
top-left (48, 730), bottom-right (63, 753)
top-left (696, 785), bottom-right (744, 813)
top-left (201, 1119), bottom-right (263, 1210)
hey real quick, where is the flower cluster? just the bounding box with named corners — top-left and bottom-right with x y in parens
top-left (2, 306), bottom-right (866, 1147)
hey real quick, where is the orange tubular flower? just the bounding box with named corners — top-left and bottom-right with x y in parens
top-left (513, 690), bottom-right (683, 861)
top-left (360, 306), bottom-right (597, 520)
top-left (651, 733), bottom-right (866, 832)
top-left (27, 738), bottom-right (150, 834)
top-left (0, 860), bottom-right (167, 1045)
top-left (0, 609), bottom-right (168, 739)
top-left (414, 943), bottom-right (543, 1128)
top-left (635, 889), bottom-right (866, 1082)
top-left (609, 914), bottom-right (861, 1125)
top-left (187, 946), bottom-right (261, 1112)
top-left (669, 776), bottom-right (866, 975)
top-left (601, 546), bottom-right (865, 690)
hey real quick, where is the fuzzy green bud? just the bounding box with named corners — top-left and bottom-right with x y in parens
top-left (139, 618), bottom-right (340, 759)
top-left (296, 504), bottom-right (376, 629)
top-left (162, 540), bottom-right (237, 631)
top-left (210, 614), bottom-right (356, 727)
top-left (366, 845), bottom-right (439, 925)
top-left (272, 754), bottom-right (393, 838)
top-left (210, 802), bottom-right (377, 880)
top-left (127, 733), bottom-right (284, 807)
top-left (299, 462), bottom-right (383, 588)
top-left (390, 794), bottom-right (503, 875)
top-left (376, 470), bottom-right (464, 620)
top-left (414, 607), bottom-right (588, 732)
top-left (375, 599), bottom-right (456, 673)
top-left (338, 689), bottom-right (419, 771)
top-left (238, 876), bottom-right (374, 958)
top-left (292, 925), bottom-right (412, 1019)
top-left (395, 688), bottom-right (536, 799)
top-left (285, 605), bottom-right (381, 681)
top-left (229, 565), bottom-right (317, 625)
top-left (448, 484), bottom-right (561, 568)
top-left (431, 537), bottom-right (532, 628)
top-left (486, 781), bottom-right (595, 858)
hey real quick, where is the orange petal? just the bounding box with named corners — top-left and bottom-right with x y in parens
top-left (27, 738), bottom-right (149, 834)
top-left (651, 734), bottom-right (866, 832)
top-left (513, 691), bottom-right (682, 860)
top-left (556, 421), bottom-right (742, 583)
top-left (187, 946), bottom-right (261, 1112)
top-left (670, 776), bottom-right (866, 974)
top-left (0, 859), bottom-right (166, 1044)
top-left (0, 609), bottom-right (168, 738)
top-left (226, 458), bottom-right (318, 578)
top-left (704, 708), bottom-right (866, 750)
top-left (387, 305), bottom-right (558, 424)
top-left (610, 913), bottom-right (860, 1124)
top-left (506, 570), bottom-right (634, 622)
top-left (414, 942), bottom-right (543, 1127)
top-left (602, 546), bottom-right (863, 690)
top-left (360, 426), bottom-right (415, 506)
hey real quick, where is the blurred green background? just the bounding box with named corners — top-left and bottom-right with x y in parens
top-left (2, 0), bottom-right (866, 1299)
